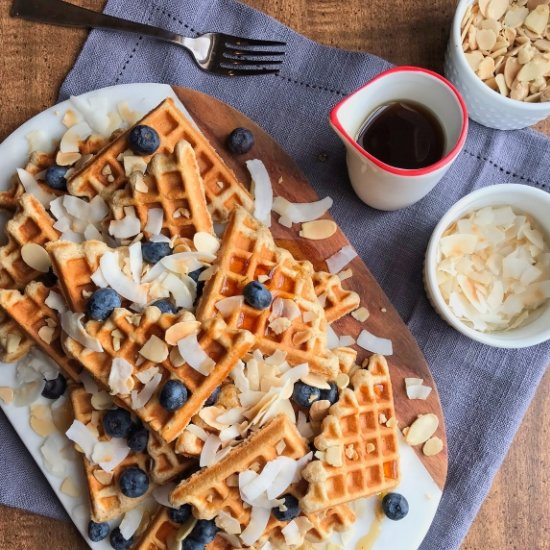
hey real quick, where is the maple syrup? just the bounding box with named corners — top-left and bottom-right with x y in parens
top-left (356, 100), bottom-right (445, 170)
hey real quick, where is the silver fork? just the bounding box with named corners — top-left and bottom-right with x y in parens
top-left (11, 0), bottom-right (286, 76)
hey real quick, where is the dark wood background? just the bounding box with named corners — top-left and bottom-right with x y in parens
top-left (0, 1), bottom-right (548, 549)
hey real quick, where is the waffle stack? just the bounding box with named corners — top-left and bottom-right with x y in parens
top-left (197, 207), bottom-right (339, 379)
top-left (63, 307), bottom-right (255, 444)
top-left (313, 270), bottom-right (360, 323)
top-left (301, 354), bottom-right (400, 513)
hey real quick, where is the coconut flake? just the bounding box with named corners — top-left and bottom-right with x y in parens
top-left (162, 273), bottom-right (195, 309)
top-left (119, 507), bottom-right (144, 540)
top-left (215, 295), bottom-right (244, 316)
top-left (356, 330), bottom-right (393, 355)
top-left (109, 207), bottom-right (141, 239)
top-left (13, 380), bottom-right (42, 407)
top-left (215, 511), bottom-right (242, 535)
top-left (63, 195), bottom-right (108, 224)
top-left (100, 251), bottom-right (148, 304)
top-left (326, 324), bottom-right (340, 349)
top-left (131, 371), bottom-right (162, 409)
top-left (60, 311), bottom-right (103, 352)
top-left (177, 334), bottom-right (215, 375)
top-left (92, 438), bottom-right (131, 472)
top-left (41, 433), bottom-right (71, 477)
top-left (144, 208), bottom-right (164, 236)
top-left (240, 506), bottom-right (271, 546)
top-left (293, 451), bottom-right (313, 482)
top-left (325, 245), bottom-right (357, 274)
top-left (66, 420), bottom-right (98, 458)
top-left (406, 384), bottom-right (433, 400)
top-left (59, 121), bottom-right (92, 152)
top-left (247, 159), bottom-right (273, 227)
top-left (186, 423), bottom-right (209, 441)
top-left (265, 457), bottom-right (299, 499)
top-left (45, 290), bottom-right (67, 314)
top-left (200, 434), bottom-right (222, 467)
top-left (17, 169), bottom-right (55, 206)
top-left (128, 242), bottom-right (143, 284)
top-left (109, 358), bottom-right (134, 395)
top-left (193, 232), bottom-right (220, 255)
top-left (272, 196), bottom-right (333, 224)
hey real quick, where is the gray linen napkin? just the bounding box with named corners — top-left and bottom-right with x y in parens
top-left (1, 0), bottom-right (549, 547)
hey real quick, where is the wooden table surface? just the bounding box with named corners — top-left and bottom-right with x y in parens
top-left (0, 0), bottom-right (548, 549)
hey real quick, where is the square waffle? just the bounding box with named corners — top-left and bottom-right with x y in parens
top-left (196, 207), bottom-right (338, 379)
top-left (313, 270), bottom-right (360, 323)
top-left (300, 354), bottom-right (400, 513)
top-left (63, 308), bottom-right (255, 444)
top-left (111, 140), bottom-right (214, 239)
top-left (70, 386), bottom-right (152, 522)
top-left (67, 98), bottom-right (253, 222)
top-left (0, 282), bottom-right (82, 381)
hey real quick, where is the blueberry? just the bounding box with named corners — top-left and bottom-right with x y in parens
top-left (88, 520), bottom-right (109, 542)
top-left (119, 467), bottom-right (149, 498)
top-left (205, 386), bottom-right (221, 406)
top-left (127, 422), bottom-right (149, 453)
top-left (319, 382), bottom-right (338, 405)
top-left (291, 381), bottom-right (321, 408)
top-left (159, 380), bottom-right (188, 412)
top-left (103, 408), bottom-right (132, 438)
top-left (128, 124), bottom-right (160, 155)
top-left (272, 494), bottom-right (300, 521)
top-left (382, 492), bottom-right (409, 521)
top-left (142, 241), bottom-right (172, 264)
top-left (243, 281), bottom-right (272, 310)
top-left (181, 539), bottom-right (205, 550)
top-left (168, 503), bottom-right (192, 524)
top-left (87, 288), bottom-right (121, 321)
top-left (109, 526), bottom-right (134, 550)
top-left (45, 165), bottom-right (68, 190)
top-left (188, 267), bottom-right (206, 283)
top-left (151, 299), bottom-right (177, 314)
top-left (189, 519), bottom-right (218, 544)
top-left (227, 128), bottom-right (255, 155)
top-left (41, 374), bottom-right (67, 400)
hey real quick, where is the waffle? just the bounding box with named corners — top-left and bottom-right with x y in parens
top-left (334, 346), bottom-right (358, 375)
top-left (46, 240), bottom-right (115, 312)
top-left (67, 98), bottom-right (253, 222)
top-left (63, 308), bottom-right (255, 444)
top-left (70, 386), bottom-right (152, 522)
top-left (111, 140), bottom-right (214, 239)
top-left (0, 282), bottom-right (82, 381)
top-left (196, 207), bottom-right (338, 379)
top-left (300, 354), bottom-right (400, 513)
top-left (0, 193), bottom-right (59, 289)
top-left (313, 271), bottom-right (360, 324)
top-left (147, 431), bottom-right (195, 484)
top-left (0, 309), bottom-right (33, 362)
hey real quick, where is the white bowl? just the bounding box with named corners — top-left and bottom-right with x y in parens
top-left (444, 0), bottom-right (550, 130)
top-left (424, 184), bottom-right (550, 348)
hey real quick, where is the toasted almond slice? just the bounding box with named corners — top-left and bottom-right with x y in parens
top-left (366, 442), bottom-right (376, 453)
top-left (351, 306), bottom-right (370, 322)
top-left (309, 399), bottom-right (331, 422)
top-left (193, 232), bottom-right (220, 255)
top-left (479, 0), bottom-right (492, 18)
top-left (511, 79), bottom-right (530, 99)
top-left (165, 321), bottom-right (201, 346)
top-left (465, 50), bottom-right (485, 71)
top-left (504, 56), bottom-right (522, 88)
top-left (60, 476), bottom-right (80, 498)
top-left (21, 243), bottom-right (51, 273)
top-left (423, 436), bottom-right (444, 456)
top-left (56, 151), bottom-right (81, 166)
top-left (38, 325), bottom-right (56, 345)
top-left (301, 373), bottom-right (331, 390)
top-left (336, 373), bottom-right (350, 389)
top-left (495, 73), bottom-right (509, 95)
top-left (386, 416), bottom-right (397, 428)
top-left (525, 4), bottom-right (550, 35)
top-left (62, 109), bottom-right (79, 128)
top-left (504, 5), bottom-right (529, 27)
top-left (477, 55), bottom-right (496, 79)
top-left (169, 346), bottom-right (185, 367)
top-left (325, 445), bottom-right (343, 467)
top-left (405, 413), bottom-right (439, 446)
top-left (476, 29), bottom-right (497, 51)
top-left (0, 386), bottom-right (14, 404)
top-left (93, 469), bottom-right (114, 485)
top-left (139, 334), bottom-right (169, 362)
top-left (379, 413), bottom-right (388, 424)
top-left (486, 0), bottom-right (509, 20)
top-left (30, 404), bottom-right (56, 437)
top-left (299, 220), bottom-right (338, 240)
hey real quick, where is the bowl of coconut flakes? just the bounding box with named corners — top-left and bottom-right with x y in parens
top-left (424, 183), bottom-right (550, 348)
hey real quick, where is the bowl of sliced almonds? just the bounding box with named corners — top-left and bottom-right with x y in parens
top-left (445, 0), bottom-right (550, 129)
top-left (424, 184), bottom-right (550, 348)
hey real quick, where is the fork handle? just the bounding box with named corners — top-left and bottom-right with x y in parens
top-left (11, 0), bottom-right (186, 47)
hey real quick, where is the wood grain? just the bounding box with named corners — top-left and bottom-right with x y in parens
top-left (0, 0), bottom-right (548, 549)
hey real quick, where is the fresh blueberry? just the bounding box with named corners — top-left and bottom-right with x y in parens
top-left (142, 241), bottom-right (172, 264)
top-left (205, 386), bottom-right (221, 407)
top-left (128, 124), bottom-right (160, 155)
top-left (159, 380), bottom-right (188, 412)
top-left (41, 374), bottom-right (67, 400)
top-left (291, 381), bottom-right (321, 408)
top-left (109, 526), bottom-right (134, 550)
top-left (188, 267), bottom-right (206, 284)
top-left (87, 288), bottom-right (121, 321)
top-left (119, 466), bottom-right (149, 498)
top-left (319, 382), bottom-right (338, 405)
top-left (382, 492), bottom-right (409, 521)
top-left (181, 539), bottom-right (205, 550)
top-left (45, 165), bottom-right (68, 190)
top-left (151, 299), bottom-right (177, 314)
top-left (127, 422), bottom-right (149, 453)
top-left (168, 503), bottom-right (192, 524)
top-left (272, 494), bottom-right (300, 521)
top-left (243, 281), bottom-right (272, 310)
top-left (88, 520), bottom-right (109, 542)
top-left (189, 519), bottom-right (218, 544)
top-left (103, 408), bottom-right (133, 438)
top-left (226, 128), bottom-right (255, 155)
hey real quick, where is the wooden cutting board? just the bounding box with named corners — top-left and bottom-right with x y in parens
top-left (174, 85), bottom-right (448, 491)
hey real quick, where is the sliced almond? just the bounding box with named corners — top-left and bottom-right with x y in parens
top-left (60, 476), bottom-right (80, 498)
top-left (487, 0), bottom-right (510, 20)
top-left (379, 413), bottom-right (388, 424)
top-left (337, 268), bottom-right (353, 281)
top-left (193, 232), bottom-right (220, 255)
top-left (386, 416), bottom-right (397, 428)
top-left (366, 442), bottom-right (376, 453)
top-left (0, 386), bottom-right (14, 404)
top-left (325, 445), bottom-right (343, 467)
top-left (477, 28), bottom-right (498, 50)
top-left (477, 55), bottom-right (496, 78)
top-left (56, 151), bottom-right (81, 166)
top-left (93, 469), bottom-right (114, 485)
top-left (351, 306), bottom-right (370, 322)
top-left (336, 373), bottom-right (350, 389)
top-left (505, 5), bottom-right (530, 27)
top-left (404, 413), bottom-right (439, 446)
top-left (525, 4), bottom-right (549, 35)
top-left (21, 243), bottom-right (51, 273)
top-left (517, 57), bottom-right (550, 80)
top-left (423, 436), bottom-right (444, 456)
top-left (495, 73), bottom-right (510, 95)
top-left (123, 156), bottom-right (147, 177)
top-left (465, 50), bottom-right (485, 71)
top-left (165, 321), bottom-right (201, 346)
top-left (504, 56), bottom-right (522, 87)
top-left (299, 220), bottom-right (338, 240)
top-left (139, 334), bottom-right (169, 362)
top-left (5, 333), bottom-right (21, 354)
top-left (511, 79), bottom-right (530, 99)
top-left (30, 404), bottom-right (56, 437)
top-left (62, 110), bottom-right (79, 128)
top-left (91, 391), bottom-right (113, 410)
top-left (309, 399), bottom-right (331, 422)
top-left (38, 325), bottom-right (55, 345)
top-left (275, 440), bottom-right (287, 455)
top-left (170, 346), bottom-right (185, 367)
top-left (345, 444), bottom-right (359, 460)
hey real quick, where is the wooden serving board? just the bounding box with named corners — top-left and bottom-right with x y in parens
top-left (174, 85), bottom-right (448, 491)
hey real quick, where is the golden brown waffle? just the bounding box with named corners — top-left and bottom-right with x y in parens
top-left (46, 240), bottom-right (114, 312)
top-left (0, 309), bottom-right (33, 363)
top-left (196, 207), bottom-right (338, 379)
top-left (63, 308), bottom-right (254, 444)
top-left (306, 502), bottom-right (356, 543)
top-left (70, 386), bottom-right (152, 522)
top-left (147, 431), bottom-right (195, 484)
top-left (313, 270), bottom-right (360, 324)
top-left (300, 354), bottom-right (400, 513)
top-left (334, 346), bottom-right (358, 375)
top-left (67, 98), bottom-right (253, 221)
top-left (0, 282), bottom-right (82, 381)
top-left (0, 193), bottom-right (59, 290)
top-left (111, 140), bottom-right (213, 239)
